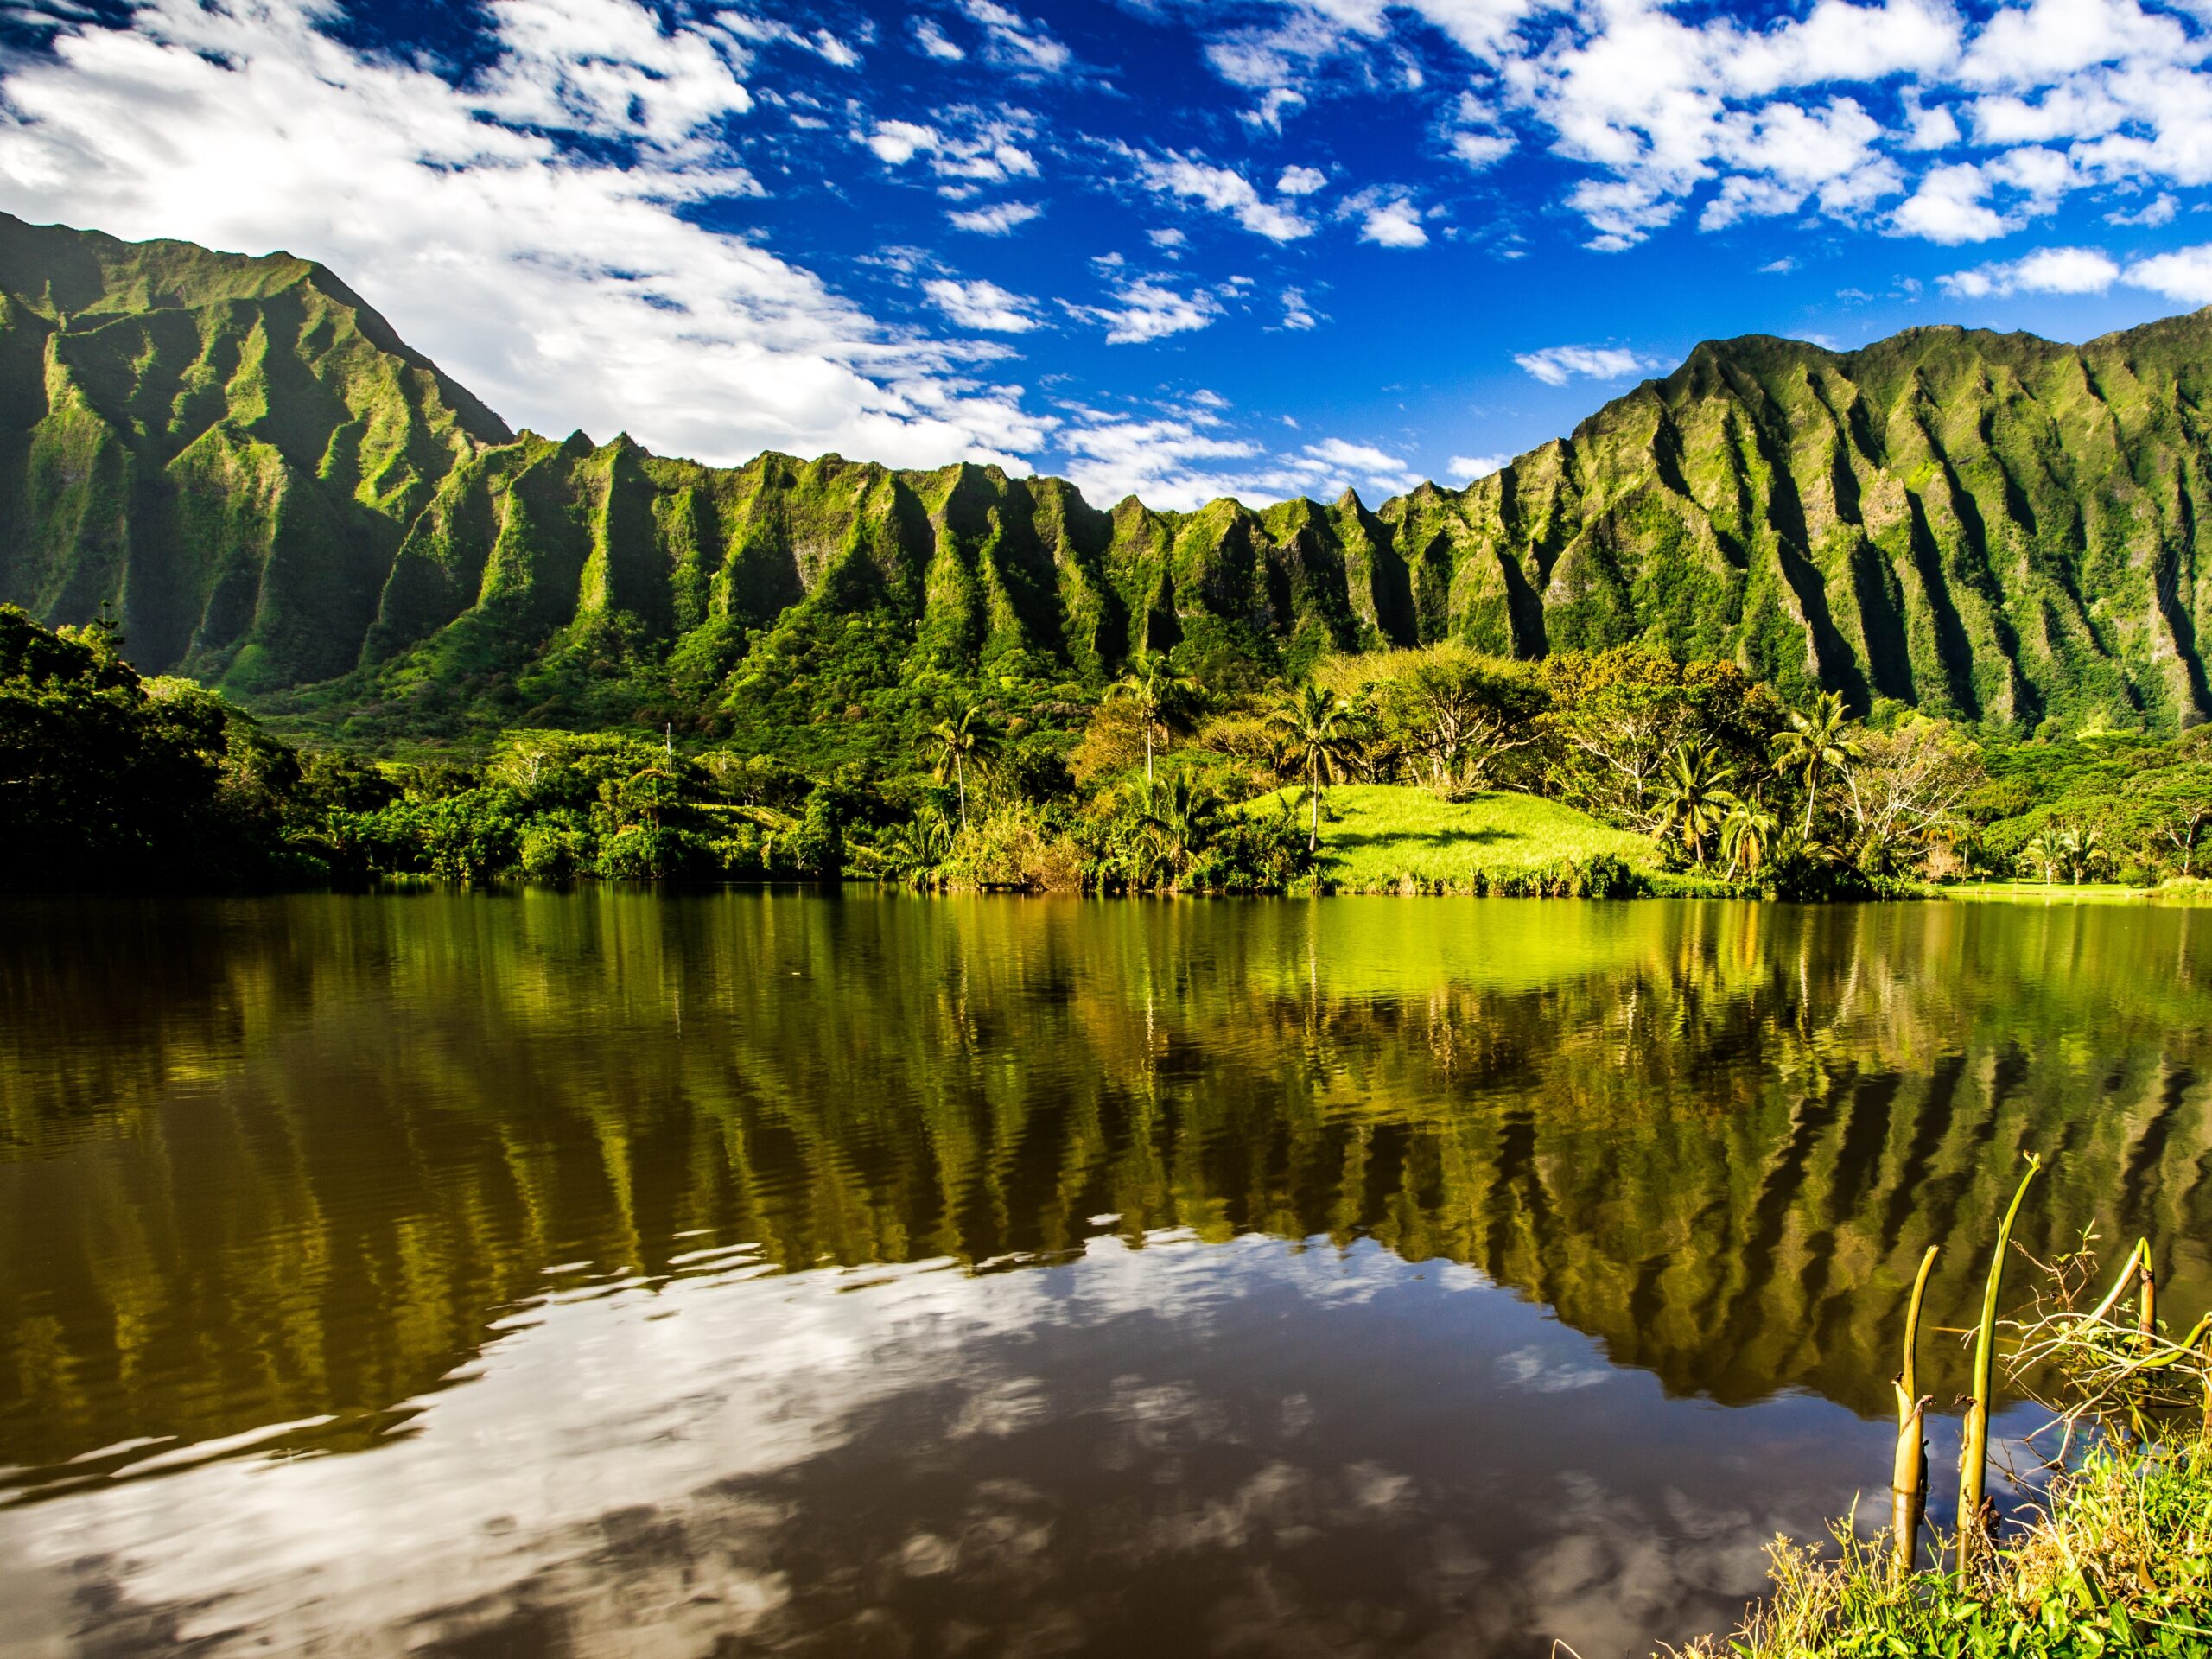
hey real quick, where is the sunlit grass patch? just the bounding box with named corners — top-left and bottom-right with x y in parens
top-left (1243, 784), bottom-right (1660, 893)
top-left (1666, 1436), bottom-right (2212, 1659)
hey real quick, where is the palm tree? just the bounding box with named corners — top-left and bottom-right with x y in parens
top-left (925, 703), bottom-right (1000, 832)
top-left (1719, 792), bottom-right (1779, 881)
top-left (2057, 820), bottom-right (2103, 886)
top-left (1104, 652), bottom-right (1198, 786)
top-left (2020, 829), bottom-right (2057, 885)
top-left (1654, 742), bottom-right (1738, 868)
top-left (884, 808), bottom-right (954, 887)
top-left (1770, 690), bottom-right (1862, 839)
top-left (1135, 772), bottom-right (1221, 888)
top-left (1268, 683), bottom-right (1363, 852)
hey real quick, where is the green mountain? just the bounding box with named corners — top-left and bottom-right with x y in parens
top-left (3, 212), bottom-right (2209, 735)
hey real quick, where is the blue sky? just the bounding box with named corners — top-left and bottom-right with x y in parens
top-left (3, 1), bottom-right (2212, 508)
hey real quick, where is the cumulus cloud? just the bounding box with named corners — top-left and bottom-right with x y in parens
top-left (947, 200), bottom-right (1043, 234)
top-left (1355, 195), bottom-right (1428, 247)
top-left (1141, 154), bottom-right (1313, 242)
top-left (924, 277), bottom-right (1042, 332)
top-left (2127, 242), bottom-right (2212, 306)
top-left (1280, 287), bottom-right (1319, 330)
top-left (1450, 454), bottom-right (1510, 480)
top-left (1058, 414), bottom-right (1261, 507)
top-left (1084, 280), bottom-right (1224, 345)
top-left (2107, 192), bottom-right (2179, 226)
top-left (1276, 164), bottom-right (1328, 196)
top-left (0, 0), bottom-right (1046, 471)
top-left (1514, 345), bottom-right (1662, 385)
top-left (1180, 0), bottom-right (2212, 252)
top-left (912, 18), bottom-right (966, 61)
top-left (1937, 245), bottom-right (2120, 298)
top-left (1890, 162), bottom-right (2016, 244)
top-left (1301, 436), bottom-right (1421, 493)
top-left (957, 0), bottom-right (1072, 75)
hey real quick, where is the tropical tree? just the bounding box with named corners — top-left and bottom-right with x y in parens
top-left (1135, 772), bottom-right (1223, 888)
top-left (1103, 652), bottom-right (1198, 786)
top-left (1770, 690), bottom-right (1862, 838)
top-left (1268, 683), bottom-right (1363, 852)
top-left (2056, 819), bottom-right (2104, 885)
top-left (882, 807), bottom-right (954, 887)
top-left (1719, 792), bottom-right (1779, 882)
top-left (925, 702), bottom-right (1001, 831)
top-left (2156, 780), bottom-right (2212, 877)
top-left (2020, 828), bottom-right (2058, 885)
top-left (1653, 741), bottom-right (1739, 868)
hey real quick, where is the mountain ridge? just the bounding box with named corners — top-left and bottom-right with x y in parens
top-left (1, 211), bottom-right (2207, 735)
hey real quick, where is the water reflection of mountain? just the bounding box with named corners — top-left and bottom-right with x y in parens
top-left (3, 893), bottom-right (2208, 1477)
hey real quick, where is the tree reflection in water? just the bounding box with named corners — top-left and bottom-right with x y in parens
top-left (0, 893), bottom-right (2205, 1656)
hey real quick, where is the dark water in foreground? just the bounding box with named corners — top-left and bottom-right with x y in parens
top-left (1, 893), bottom-right (2208, 1658)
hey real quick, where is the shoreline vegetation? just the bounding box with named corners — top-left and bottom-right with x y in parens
top-left (1664, 1166), bottom-right (2212, 1659)
top-left (7, 601), bottom-right (2212, 900)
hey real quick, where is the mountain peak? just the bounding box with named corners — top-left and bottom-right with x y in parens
top-left (0, 215), bottom-right (2204, 738)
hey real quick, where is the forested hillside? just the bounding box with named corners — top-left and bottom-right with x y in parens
top-left (3, 213), bottom-right (2211, 740)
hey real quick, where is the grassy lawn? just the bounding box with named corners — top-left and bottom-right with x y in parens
top-left (1248, 784), bottom-right (1662, 893)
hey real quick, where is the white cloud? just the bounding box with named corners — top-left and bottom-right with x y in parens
top-left (912, 18), bottom-right (966, 61)
top-left (2127, 242), bottom-right (2212, 305)
top-left (1280, 286), bottom-right (1319, 330)
top-left (1759, 257), bottom-right (1797, 273)
top-left (1301, 436), bottom-right (1422, 494)
top-left (0, 0), bottom-right (1046, 473)
top-left (1450, 130), bottom-right (1515, 169)
top-left (1140, 153), bottom-right (1313, 242)
top-left (1890, 162), bottom-right (2016, 244)
top-left (1058, 414), bottom-right (1260, 507)
top-left (1514, 345), bottom-right (1662, 385)
top-left (1242, 87), bottom-right (1307, 131)
top-left (947, 200), bottom-right (1042, 234)
top-left (1087, 280), bottom-right (1223, 345)
top-left (1937, 245), bottom-right (2120, 299)
top-left (924, 276), bottom-right (1041, 333)
top-left (1357, 197), bottom-right (1428, 247)
top-left (1449, 454), bottom-right (1510, 480)
top-left (1182, 0), bottom-right (2212, 253)
top-left (2107, 191), bottom-right (2179, 226)
top-left (1276, 164), bottom-right (1328, 196)
top-left (1958, 0), bottom-right (2191, 91)
top-left (865, 108), bottom-right (1039, 187)
top-left (957, 0), bottom-right (1072, 74)
top-left (866, 119), bottom-right (939, 164)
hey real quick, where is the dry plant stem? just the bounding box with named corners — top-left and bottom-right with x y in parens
top-left (2140, 1244), bottom-right (2157, 1344)
top-left (1958, 1154), bottom-right (2043, 1576)
top-left (1891, 1244), bottom-right (1939, 1576)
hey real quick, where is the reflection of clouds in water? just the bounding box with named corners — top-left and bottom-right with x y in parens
top-left (1518, 1474), bottom-right (1779, 1659)
top-left (1498, 1344), bottom-right (1611, 1393)
top-left (0, 1232), bottom-right (1881, 1659)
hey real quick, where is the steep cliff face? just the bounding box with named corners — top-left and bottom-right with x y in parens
top-left (3, 213), bottom-right (2209, 732)
top-left (0, 214), bottom-right (510, 691)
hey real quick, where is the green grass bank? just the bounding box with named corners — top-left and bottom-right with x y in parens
top-left (1249, 784), bottom-right (1695, 895)
top-left (1669, 1435), bottom-right (2212, 1658)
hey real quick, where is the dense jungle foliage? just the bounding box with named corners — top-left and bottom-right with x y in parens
top-left (8, 603), bottom-right (2210, 896)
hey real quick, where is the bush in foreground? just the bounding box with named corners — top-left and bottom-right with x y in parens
top-left (1669, 1436), bottom-right (2212, 1658)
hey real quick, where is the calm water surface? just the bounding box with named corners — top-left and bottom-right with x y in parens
top-left (1, 894), bottom-right (2208, 1658)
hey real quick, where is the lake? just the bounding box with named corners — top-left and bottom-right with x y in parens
top-left (1, 893), bottom-right (2207, 1658)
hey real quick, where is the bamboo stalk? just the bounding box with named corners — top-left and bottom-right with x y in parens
top-left (2139, 1242), bottom-right (2158, 1344)
top-left (2085, 1247), bottom-right (2143, 1326)
top-left (1891, 1244), bottom-right (1939, 1576)
top-left (1956, 1154), bottom-right (2043, 1576)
